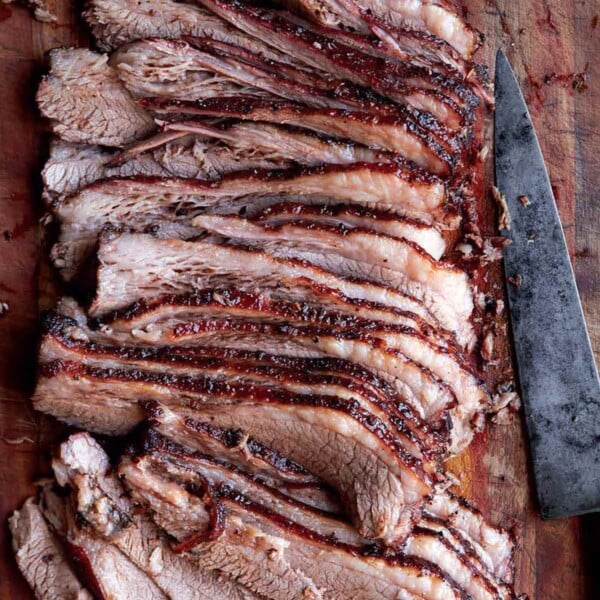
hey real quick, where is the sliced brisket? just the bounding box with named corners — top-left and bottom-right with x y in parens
top-left (287, 0), bottom-right (482, 60)
top-left (86, 287), bottom-right (485, 423)
top-left (42, 140), bottom-right (170, 201)
top-left (190, 215), bottom-right (472, 320)
top-left (98, 315), bottom-right (484, 445)
top-left (92, 234), bottom-right (473, 346)
top-left (143, 97), bottom-right (456, 174)
top-left (112, 37), bottom-right (399, 114)
top-left (9, 498), bottom-right (93, 600)
top-left (120, 452), bottom-right (467, 600)
top-left (51, 433), bottom-right (260, 599)
top-left (85, 0), bottom-right (303, 70)
top-left (35, 357), bottom-right (435, 543)
top-left (39, 306), bottom-right (438, 449)
top-left (145, 436), bottom-right (514, 599)
top-left (50, 164), bottom-right (448, 280)
top-left (193, 0), bottom-right (478, 128)
top-left (37, 48), bottom-right (155, 147)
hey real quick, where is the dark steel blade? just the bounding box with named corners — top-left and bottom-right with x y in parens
top-left (495, 49), bottom-right (600, 519)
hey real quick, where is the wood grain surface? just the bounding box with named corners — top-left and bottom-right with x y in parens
top-left (0, 1), bottom-right (598, 597)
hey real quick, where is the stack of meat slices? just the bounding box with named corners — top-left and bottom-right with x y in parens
top-left (11, 0), bottom-right (520, 597)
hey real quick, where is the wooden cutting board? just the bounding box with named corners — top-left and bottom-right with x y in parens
top-left (0, 1), bottom-right (598, 597)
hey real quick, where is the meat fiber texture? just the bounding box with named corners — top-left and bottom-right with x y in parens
top-left (16, 0), bottom-right (520, 596)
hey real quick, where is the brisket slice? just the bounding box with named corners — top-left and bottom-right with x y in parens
top-left (51, 433), bottom-right (260, 599)
top-left (190, 215), bottom-right (472, 320)
top-left (118, 120), bottom-right (389, 174)
top-left (92, 275), bottom-right (451, 349)
top-left (53, 162), bottom-right (446, 222)
top-left (43, 125), bottom-right (385, 201)
top-left (120, 452), bottom-right (469, 600)
top-left (9, 498), bottom-right (93, 600)
top-left (35, 360), bottom-right (435, 544)
top-left (149, 399), bottom-right (513, 589)
top-left (149, 400), bottom-right (514, 590)
top-left (253, 201), bottom-right (447, 260)
top-left (146, 404), bottom-right (342, 512)
top-left (92, 234), bottom-right (472, 347)
top-left (41, 140), bottom-right (170, 200)
top-left (37, 48), bottom-right (155, 147)
top-left (132, 436), bottom-right (513, 600)
top-left (84, 313), bottom-right (485, 447)
top-left (193, 0), bottom-right (478, 128)
top-left (143, 97), bottom-right (456, 174)
top-left (85, 0), bottom-right (302, 69)
top-left (100, 289), bottom-right (454, 349)
top-left (39, 306), bottom-right (443, 461)
top-left (147, 402), bottom-right (388, 509)
top-left (287, 0), bottom-right (482, 60)
top-left (50, 164), bottom-right (448, 280)
top-left (87, 287), bottom-right (484, 420)
top-left (112, 37), bottom-right (398, 115)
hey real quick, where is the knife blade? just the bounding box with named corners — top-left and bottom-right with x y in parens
top-left (494, 49), bottom-right (600, 519)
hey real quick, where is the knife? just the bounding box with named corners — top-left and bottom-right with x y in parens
top-left (494, 49), bottom-right (600, 519)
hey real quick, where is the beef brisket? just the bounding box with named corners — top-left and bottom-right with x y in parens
top-left (85, 0), bottom-right (302, 70)
top-left (112, 38), bottom-right (395, 114)
top-left (21, 0), bottom-right (519, 595)
top-left (37, 48), bottom-right (155, 147)
top-left (141, 434), bottom-right (514, 599)
top-left (143, 97), bottom-right (456, 174)
top-left (190, 215), bottom-right (472, 320)
top-left (193, 0), bottom-right (478, 128)
top-left (287, 0), bottom-right (482, 60)
top-left (38, 305), bottom-right (444, 459)
top-left (41, 140), bottom-right (170, 200)
top-left (87, 287), bottom-right (486, 423)
top-left (120, 453), bottom-right (466, 599)
top-left (50, 164), bottom-right (448, 280)
top-left (92, 233), bottom-right (473, 346)
top-left (9, 499), bottom-right (93, 600)
top-left (35, 358), bottom-right (435, 543)
top-left (50, 433), bottom-right (260, 599)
